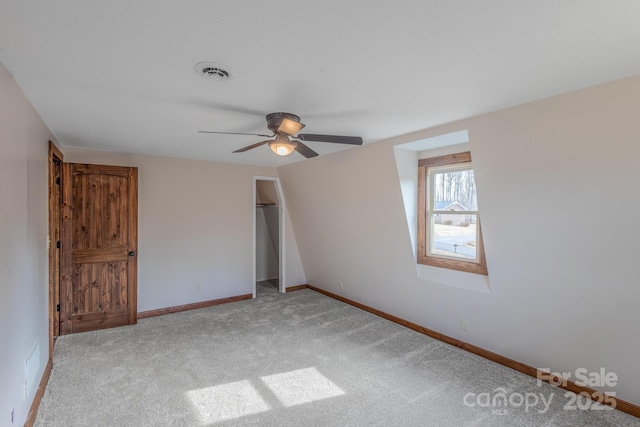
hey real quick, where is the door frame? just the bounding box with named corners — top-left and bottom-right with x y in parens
top-left (253, 176), bottom-right (286, 296)
top-left (48, 141), bottom-right (63, 357)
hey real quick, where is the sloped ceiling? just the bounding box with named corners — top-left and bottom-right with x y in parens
top-left (1, 1), bottom-right (640, 167)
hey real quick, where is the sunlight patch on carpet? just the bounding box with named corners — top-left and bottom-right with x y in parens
top-left (261, 367), bottom-right (345, 407)
top-left (186, 380), bottom-right (270, 424)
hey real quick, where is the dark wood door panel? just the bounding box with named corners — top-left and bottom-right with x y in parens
top-left (72, 163), bottom-right (132, 177)
top-left (70, 308), bottom-right (130, 334)
top-left (72, 172), bottom-right (129, 250)
top-left (71, 261), bottom-right (128, 314)
top-left (61, 163), bottom-right (138, 334)
top-left (72, 248), bottom-right (129, 263)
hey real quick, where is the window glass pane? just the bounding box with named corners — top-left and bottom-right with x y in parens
top-left (432, 169), bottom-right (477, 211)
top-left (430, 214), bottom-right (477, 260)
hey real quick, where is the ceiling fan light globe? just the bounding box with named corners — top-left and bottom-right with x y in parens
top-left (269, 140), bottom-right (297, 156)
top-left (277, 118), bottom-right (305, 135)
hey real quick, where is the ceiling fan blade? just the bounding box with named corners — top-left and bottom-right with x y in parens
top-left (293, 140), bottom-right (319, 158)
top-left (232, 139), bottom-right (273, 153)
top-left (297, 134), bottom-right (363, 145)
top-left (191, 101), bottom-right (266, 117)
top-left (199, 131), bottom-right (273, 138)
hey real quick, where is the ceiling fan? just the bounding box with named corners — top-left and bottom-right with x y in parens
top-left (198, 112), bottom-right (363, 158)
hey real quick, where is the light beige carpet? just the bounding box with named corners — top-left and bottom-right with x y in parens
top-left (35, 285), bottom-right (639, 426)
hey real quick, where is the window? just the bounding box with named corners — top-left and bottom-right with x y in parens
top-left (417, 152), bottom-right (487, 275)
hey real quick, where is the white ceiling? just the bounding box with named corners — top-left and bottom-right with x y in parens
top-left (1, 1), bottom-right (640, 167)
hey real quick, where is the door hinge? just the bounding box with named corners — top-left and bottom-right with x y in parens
top-left (55, 176), bottom-right (61, 185)
top-left (56, 240), bottom-right (60, 249)
top-left (56, 304), bottom-right (60, 312)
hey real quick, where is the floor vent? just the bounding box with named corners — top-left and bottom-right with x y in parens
top-left (24, 340), bottom-right (40, 401)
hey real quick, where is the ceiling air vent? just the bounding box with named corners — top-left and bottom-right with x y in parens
top-left (194, 62), bottom-right (231, 80)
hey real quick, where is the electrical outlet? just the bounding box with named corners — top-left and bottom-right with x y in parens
top-left (195, 283), bottom-right (201, 292)
top-left (459, 319), bottom-right (469, 332)
top-left (337, 280), bottom-right (344, 289)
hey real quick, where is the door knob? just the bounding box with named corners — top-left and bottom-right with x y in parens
top-left (128, 251), bottom-right (136, 256)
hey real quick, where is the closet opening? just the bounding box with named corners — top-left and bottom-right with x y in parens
top-left (253, 177), bottom-right (286, 297)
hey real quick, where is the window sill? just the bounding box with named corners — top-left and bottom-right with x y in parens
top-left (418, 256), bottom-right (488, 275)
top-left (416, 263), bottom-right (491, 294)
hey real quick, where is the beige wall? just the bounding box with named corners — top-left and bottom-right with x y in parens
top-left (62, 148), bottom-right (306, 310)
top-left (278, 74), bottom-right (640, 405)
top-left (0, 62), bottom-right (51, 425)
top-left (256, 180), bottom-right (279, 205)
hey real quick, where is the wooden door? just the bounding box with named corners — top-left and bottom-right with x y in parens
top-left (60, 163), bottom-right (138, 334)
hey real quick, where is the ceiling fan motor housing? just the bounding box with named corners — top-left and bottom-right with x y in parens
top-left (266, 112), bottom-right (301, 133)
